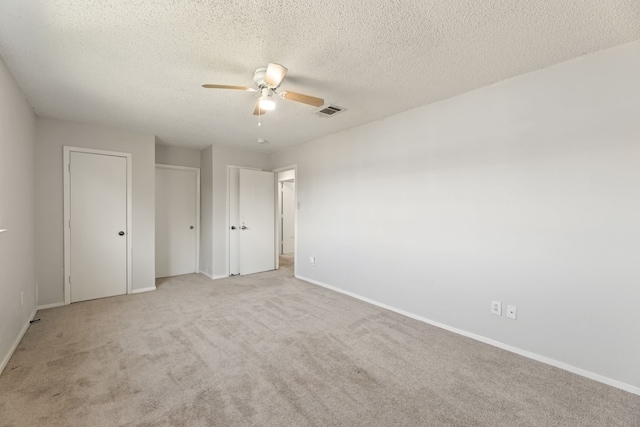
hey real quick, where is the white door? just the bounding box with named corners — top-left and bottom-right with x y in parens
top-left (229, 168), bottom-right (240, 275)
top-left (69, 152), bottom-right (127, 302)
top-left (155, 166), bottom-right (199, 278)
top-left (281, 181), bottom-right (295, 254)
top-left (239, 169), bottom-right (275, 275)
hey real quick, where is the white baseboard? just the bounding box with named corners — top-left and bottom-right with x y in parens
top-left (37, 302), bottom-right (65, 310)
top-left (133, 286), bottom-right (156, 294)
top-left (0, 308), bottom-right (37, 375)
top-left (296, 274), bottom-right (640, 397)
top-left (200, 271), bottom-right (227, 280)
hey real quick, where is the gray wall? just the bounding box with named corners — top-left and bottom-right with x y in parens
top-left (210, 145), bottom-right (271, 277)
top-left (155, 143), bottom-right (201, 168)
top-left (271, 41), bottom-right (640, 390)
top-left (0, 56), bottom-right (37, 372)
top-left (35, 118), bottom-right (156, 305)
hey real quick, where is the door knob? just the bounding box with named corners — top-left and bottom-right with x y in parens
top-left (190, 226), bottom-right (194, 229)
top-left (241, 225), bottom-right (247, 230)
top-left (118, 231), bottom-right (125, 236)
top-left (231, 226), bottom-right (236, 230)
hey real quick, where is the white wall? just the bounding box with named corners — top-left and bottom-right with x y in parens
top-left (35, 118), bottom-right (156, 305)
top-left (199, 146), bottom-right (213, 277)
top-left (155, 143), bottom-right (201, 168)
top-left (210, 145), bottom-right (271, 277)
top-left (271, 41), bottom-right (640, 391)
top-left (0, 56), bottom-right (37, 373)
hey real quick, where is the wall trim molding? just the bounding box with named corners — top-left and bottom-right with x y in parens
top-left (0, 308), bottom-right (37, 375)
top-left (37, 302), bottom-right (65, 310)
top-left (296, 274), bottom-right (640, 397)
top-left (132, 286), bottom-right (156, 294)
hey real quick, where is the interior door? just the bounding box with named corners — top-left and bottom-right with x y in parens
top-left (281, 181), bottom-right (295, 254)
top-left (155, 166), bottom-right (198, 278)
top-left (229, 168), bottom-right (240, 275)
top-left (239, 169), bottom-right (275, 275)
top-left (69, 152), bottom-right (127, 302)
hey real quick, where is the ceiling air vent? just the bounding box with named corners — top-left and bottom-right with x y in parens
top-left (316, 104), bottom-right (346, 118)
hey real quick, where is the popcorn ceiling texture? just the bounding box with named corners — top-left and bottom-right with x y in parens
top-left (0, 1), bottom-right (638, 152)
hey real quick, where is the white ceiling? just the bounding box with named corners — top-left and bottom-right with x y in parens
top-left (0, 1), bottom-right (638, 153)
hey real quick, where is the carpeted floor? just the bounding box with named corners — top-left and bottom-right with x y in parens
top-left (1, 255), bottom-right (638, 426)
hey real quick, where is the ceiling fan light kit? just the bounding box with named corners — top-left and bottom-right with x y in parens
top-left (203, 63), bottom-right (325, 117)
top-left (258, 88), bottom-right (276, 111)
top-left (258, 95), bottom-right (275, 110)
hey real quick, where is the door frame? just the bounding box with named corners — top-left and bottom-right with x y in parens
top-left (272, 165), bottom-right (297, 273)
top-left (63, 146), bottom-right (133, 305)
top-left (155, 164), bottom-right (201, 276)
top-left (279, 181), bottom-right (295, 255)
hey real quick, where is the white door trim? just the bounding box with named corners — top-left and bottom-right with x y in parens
top-left (272, 165), bottom-right (297, 274)
top-left (63, 146), bottom-right (133, 305)
top-left (155, 164), bottom-right (201, 274)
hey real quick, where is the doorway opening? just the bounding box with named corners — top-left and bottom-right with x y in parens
top-left (275, 167), bottom-right (296, 275)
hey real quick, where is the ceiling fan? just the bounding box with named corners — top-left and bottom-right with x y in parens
top-left (202, 63), bottom-right (324, 115)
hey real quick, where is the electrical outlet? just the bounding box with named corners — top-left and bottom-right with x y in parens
top-left (20, 292), bottom-right (24, 307)
top-left (491, 301), bottom-right (502, 316)
top-left (507, 305), bottom-right (517, 320)
top-left (309, 256), bottom-right (315, 265)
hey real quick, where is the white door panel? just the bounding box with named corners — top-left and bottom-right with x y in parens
top-left (70, 152), bottom-right (127, 302)
top-left (155, 167), bottom-right (198, 278)
top-left (239, 169), bottom-right (275, 275)
top-left (229, 168), bottom-right (240, 275)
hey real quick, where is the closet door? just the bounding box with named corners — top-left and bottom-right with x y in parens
top-left (69, 152), bottom-right (127, 302)
top-left (238, 169), bottom-right (275, 275)
top-left (155, 166), bottom-right (199, 278)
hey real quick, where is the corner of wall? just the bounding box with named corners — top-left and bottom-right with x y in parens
top-left (0, 54), bottom-right (38, 375)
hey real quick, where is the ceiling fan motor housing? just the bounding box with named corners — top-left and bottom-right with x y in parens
top-left (253, 68), bottom-right (268, 88)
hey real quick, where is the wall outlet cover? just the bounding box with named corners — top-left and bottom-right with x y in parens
top-left (491, 300), bottom-right (502, 316)
top-left (309, 256), bottom-right (315, 264)
top-left (507, 305), bottom-right (517, 319)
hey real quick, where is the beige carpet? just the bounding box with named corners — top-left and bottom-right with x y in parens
top-left (1, 256), bottom-right (638, 426)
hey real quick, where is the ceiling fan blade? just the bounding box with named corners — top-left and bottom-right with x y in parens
top-left (280, 91), bottom-right (324, 107)
top-left (253, 100), bottom-right (268, 116)
top-left (264, 63), bottom-right (288, 88)
top-left (202, 84), bottom-right (257, 92)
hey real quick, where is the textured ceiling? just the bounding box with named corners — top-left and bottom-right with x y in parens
top-left (0, 1), bottom-right (638, 153)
